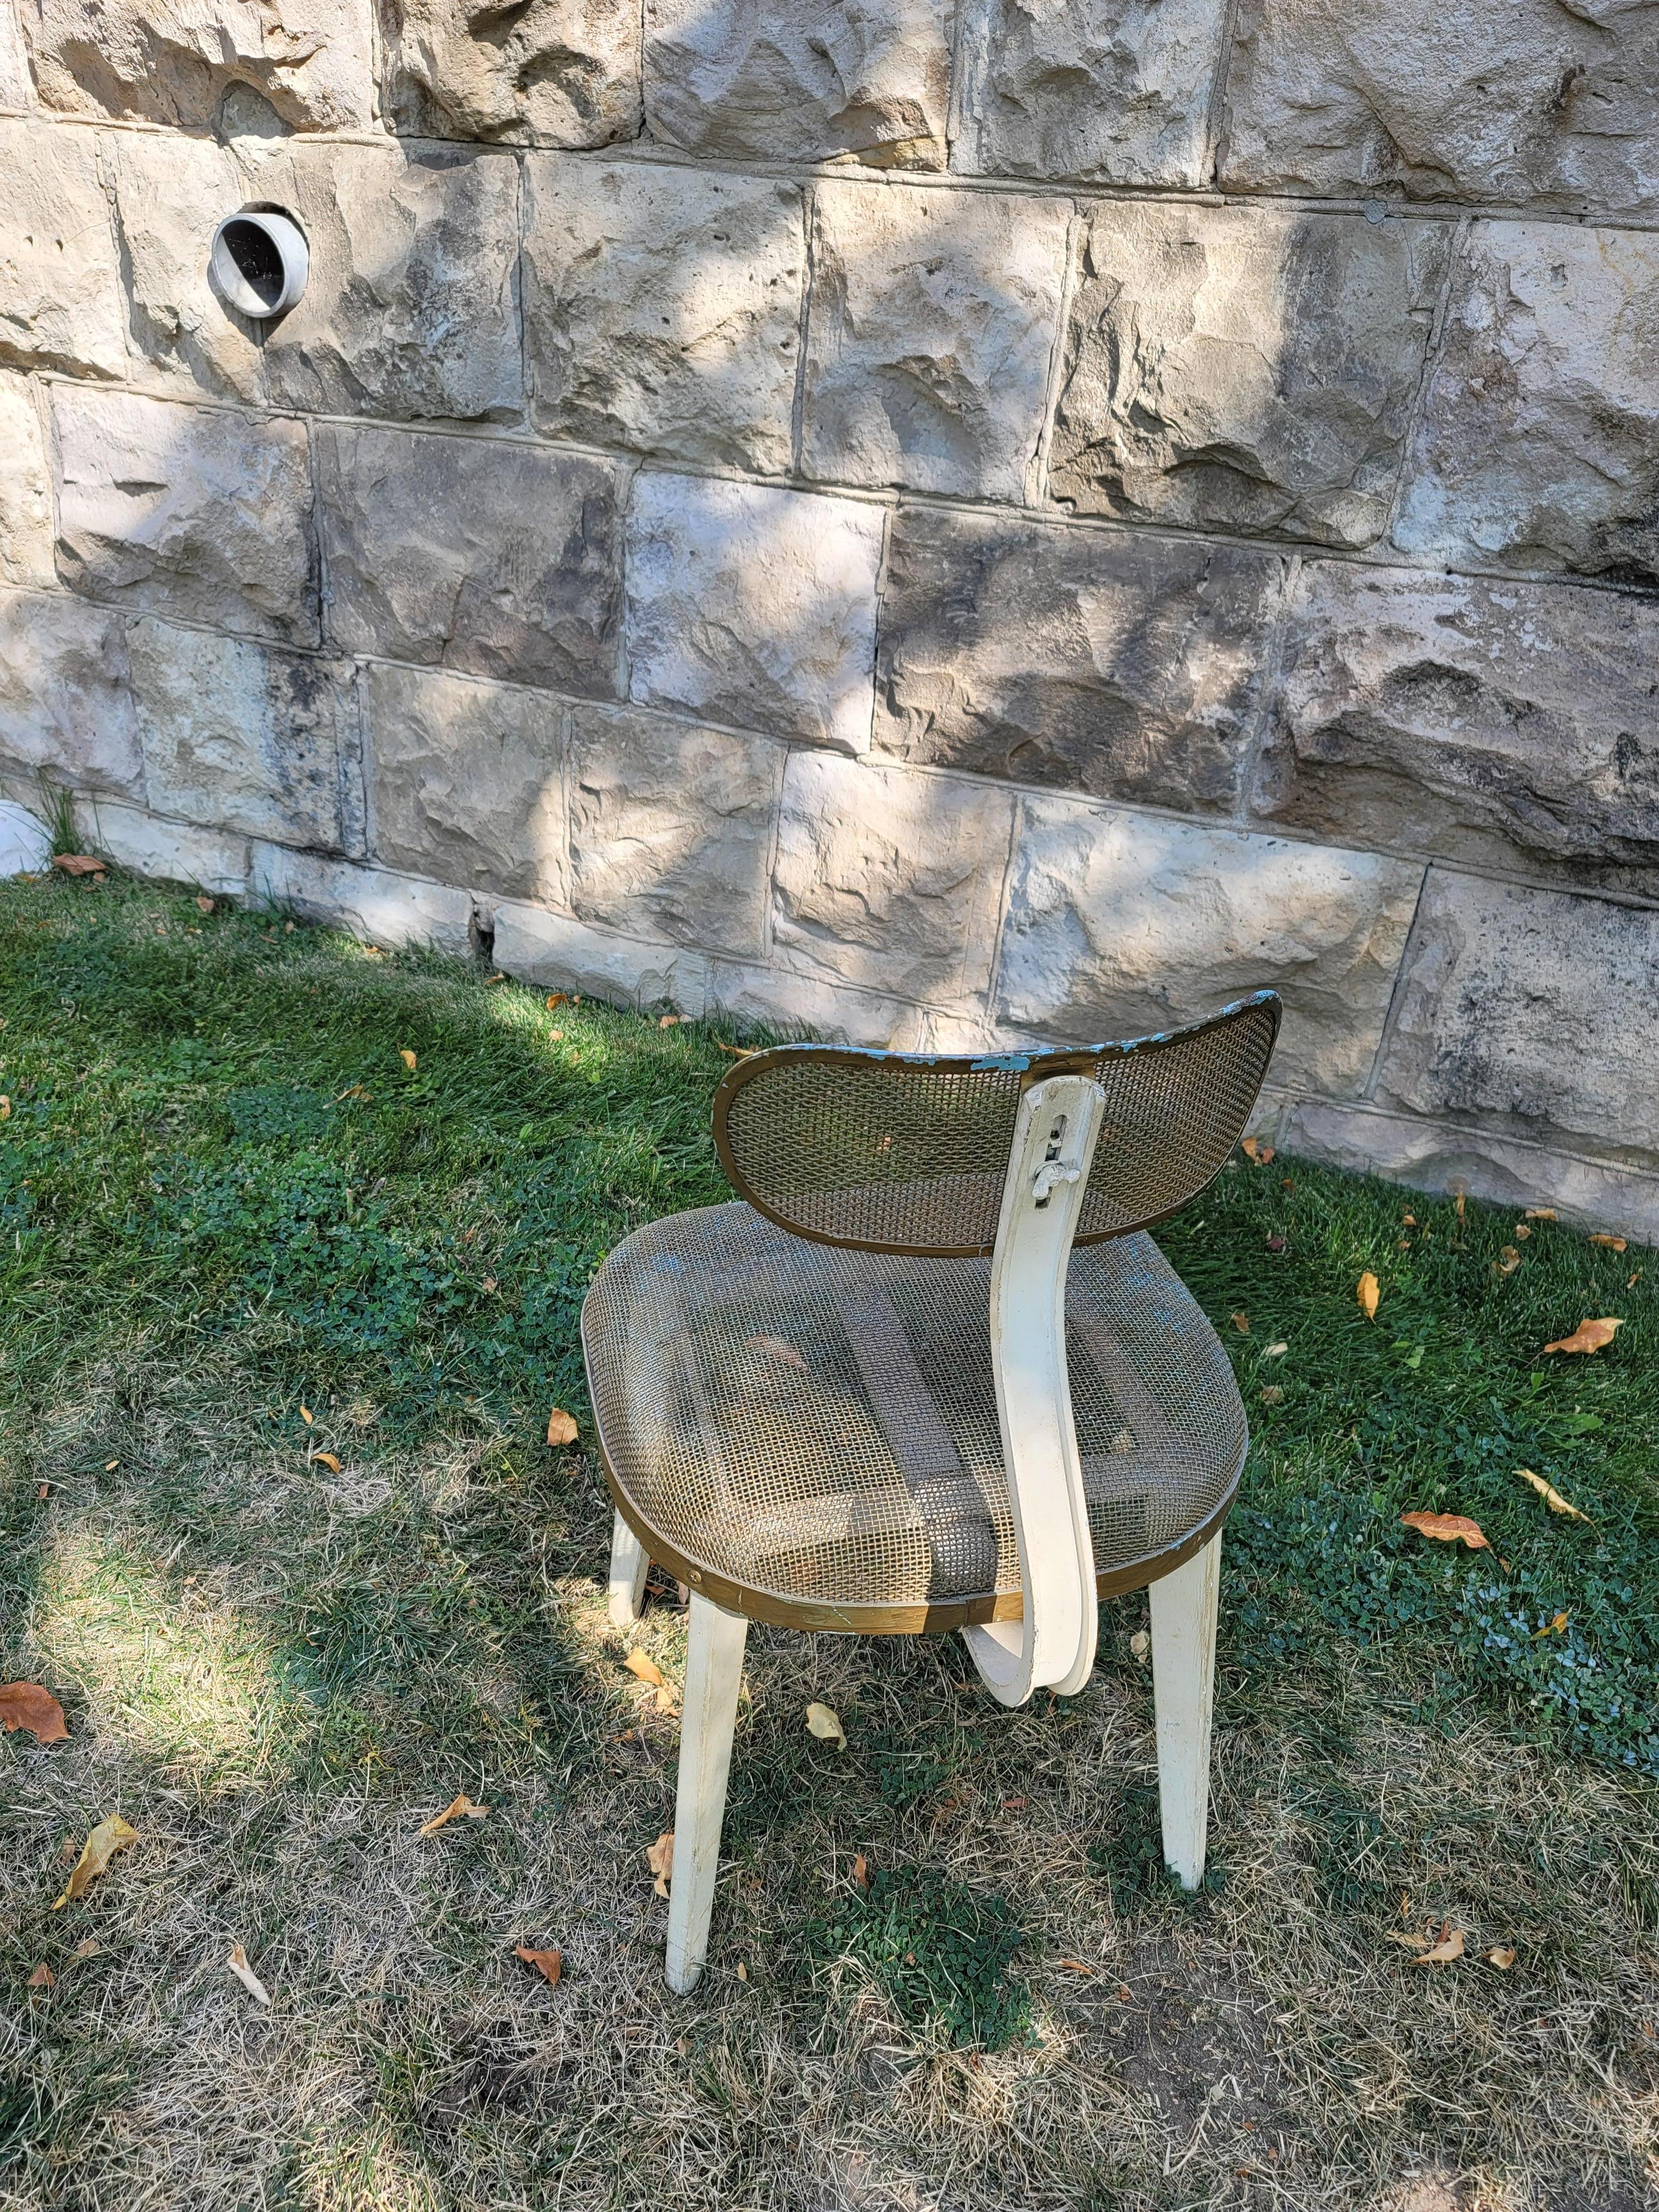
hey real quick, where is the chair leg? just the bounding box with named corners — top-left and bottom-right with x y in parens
top-left (608, 1509), bottom-right (650, 1632)
top-left (664, 1592), bottom-right (749, 1995)
top-left (1149, 1531), bottom-right (1221, 1892)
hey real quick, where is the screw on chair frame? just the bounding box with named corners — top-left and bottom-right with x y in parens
top-left (584, 993), bottom-right (1281, 1990)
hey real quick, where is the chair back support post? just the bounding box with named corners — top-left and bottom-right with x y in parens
top-left (961, 1072), bottom-right (1107, 1707)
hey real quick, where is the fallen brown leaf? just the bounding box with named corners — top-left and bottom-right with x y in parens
top-left (1525, 1208), bottom-right (1557, 1221)
top-left (1358, 1272), bottom-right (1380, 1320)
top-left (852, 1851), bottom-right (870, 1890)
top-left (747, 1333), bottom-right (808, 1369)
top-left (1129, 1629), bottom-right (1150, 1664)
top-left (226, 1944), bottom-right (270, 2004)
top-left (624, 1649), bottom-right (665, 1689)
top-left (0, 1682), bottom-right (68, 1744)
top-left (1412, 1926), bottom-right (1465, 1965)
top-left (195, 895), bottom-right (215, 914)
top-left (1056, 1959), bottom-right (1094, 1974)
top-left (72, 1938), bottom-right (101, 1958)
top-left (1543, 1317), bottom-right (1623, 1356)
top-left (418, 1794), bottom-right (488, 1838)
top-left (545, 994), bottom-right (567, 1009)
top-left (806, 1702), bottom-right (847, 1750)
top-left (1589, 1234), bottom-right (1627, 1252)
top-left (1241, 1137), bottom-right (1275, 1165)
top-left (1230, 1311), bottom-right (1250, 1333)
top-left (658, 1014), bottom-right (683, 1028)
top-left (35, 1481), bottom-right (48, 1500)
top-left (1516, 1468), bottom-right (1591, 1523)
top-left (1494, 1246), bottom-right (1521, 1277)
top-left (311, 1450), bottom-right (342, 1474)
top-left (1486, 1945), bottom-right (1516, 1969)
top-left (514, 1943), bottom-right (563, 1987)
top-left (1401, 1511), bottom-right (1490, 1551)
top-left (648, 1831), bottom-right (674, 1897)
top-left (735, 1961), bottom-right (748, 1981)
top-left (26, 1964), bottom-right (54, 1990)
top-left (299, 1405), bottom-right (314, 1425)
top-left (53, 1814), bottom-right (137, 1908)
top-left (1259, 1385), bottom-right (1284, 1405)
top-left (546, 1408), bottom-right (578, 1447)
top-left (1514, 1224), bottom-right (1531, 1241)
top-left (399, 1049), bottom-right (417, 1072)
top-left (51, 854), bottom-right (106, 877)
top-left (485, 971), bottom-right (506, 984)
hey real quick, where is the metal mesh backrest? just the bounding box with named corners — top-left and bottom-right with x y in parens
top-left (713, 992), bottom-right (1281, 1256)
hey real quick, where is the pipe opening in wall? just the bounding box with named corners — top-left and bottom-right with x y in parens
top-left (210, 208), bottom-right (309, 321)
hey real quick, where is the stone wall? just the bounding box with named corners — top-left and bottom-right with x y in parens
top-left (2, 0), bottom-right (1657, 1236)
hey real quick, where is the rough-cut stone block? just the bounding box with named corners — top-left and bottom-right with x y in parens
top-left (0, 1), bottom-right (30, 107)
top-left (111, 133), bottom-right (265, 404)
top-left (0, 376), bottom-right (51, 589)
top-left (1220, 0), bottom-right (1659, 216)
top-left (251, 843), bottom-right (475, 954)
top-left (234, 137), bottom-right (523, 424)
top-left (801, 182), bottom-right (1068, 502)
top-left (524, 161), bottom-right (804, 476)
top-left (1050, 202), bottom-right (1450, 547)
top-left (567, 703), bottom-right (781, 957)
top-left (875, 505), bottom-right (1283, 811)
top-left (998, 798), bottom-right (1424, 1095)
top-left (0, 587), bottom-right (142, 797)
top-left (954, 0), bottom-right (1229, 187)
top-left (73, 797), bottom-right (252, 896)
top-left (706, 959), bottom-right (994, 1051)
top-left (1265, 1097), bottom-right (1659, 1249)
top-left (52, 388), bottom-right (318, 646)
top-left (771, 752), bottom-right (1014, 1004)
top-left (129, 619), bottom-right (348, 849)
top-left (379, 0), bottom-right (640, 145)
top-left (644, 0), bottom-right (951, 166)
top-left (491, 895), bottom-right (711, 1014)
top-left (1393, 223), bottom-right (1659, 588)
top-left (363, 662), bottom-right (564, 905)
top-left (1375, 872), bottom-right (1659, 1163)
top-left (625, 474), bottom-right (883, 753)
top-left (20, 0), bottom-right (373, 128)
top-left (1254, 564), bottom-right (1659, 895)
top-left (0, 119), bottom-right (126, 379)
top-left (317, 426), bottom-right (622, 695)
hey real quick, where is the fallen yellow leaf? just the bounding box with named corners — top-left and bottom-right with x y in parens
top-left (1129, 1629), bottom-right (1150, 1664)
top-left (1401, 1511), bottom-right (1489, 1551)
top-left (1543, 1317), bottom-right (1623, 1356)
top-left (312, 1450), bottom-right (342, 1474)
top-left (1455, 1194), bottom-right (1467, 1218)
top-left (545, 994), bottom-right (567, 1009)
top-left (399, 1049), bottom-right (417, 1071)
top-left (546, 1408), bottom-right (578, 1447)
top-left (1494, 1246), bottom-right (1521, 1277)
top-left (1241, 1136), bottom-right (1275, 1165)
top-left (418, 1794), bottom-right (488, 1838)
top-left (735, 1960), bottom-right (749, 1981)
top-left (806, 1702), bottom-right (847, 1750)
top-left (53, 1814), bottom-right (137, 1908)
top-left (0, 1682), bottom-right (69, 1745)
top-left (1056, 1959), bottom-right (1094, 1974)
top-left (1485, 1945), bottom-right (1516, 1969)
top-left (1516, 1468), bottom-right (1591, 1523)
top-left (1525, 1208), bottom-right (1557, 1221)
top-left (648, 1831), bottom-right (674, 1897)
top-left (1358, 1272), bottom-right (1380, 1320)
top-left (1259, 1385), bottom-right (1283, 1405)
top-left (226, 1944), bottom-right (270, 2004)
top-left (514, 1943), bottom-right (563, 1987)
top-left (299, 1405), bottom-right (314, 1425)
top-left (1412, 1926), bottom-right (1465, 1965)
top-left (1264, 1341), bottom-right (1288, 1358)
top-left (852, 1851), bottom-right (870, 1890)
top-left (1230, 1312), bottom-right (1250, 1334)
top-left (1589, 1234), bottom-right (1627, 1252)
top-left (624, 1649), bottom-right (665, 1689)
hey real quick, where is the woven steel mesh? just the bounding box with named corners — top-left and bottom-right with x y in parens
top-left (716, 995), bottom-right (1279, 1255)
top-left (583, 1202), bottom-right (1247, 1618)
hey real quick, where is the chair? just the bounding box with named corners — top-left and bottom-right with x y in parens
top-left (581, 991), bottom-right (1281, 1992)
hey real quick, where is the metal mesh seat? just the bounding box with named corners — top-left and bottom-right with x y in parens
top-left (584, 1202), bottom-right (1248, 1631)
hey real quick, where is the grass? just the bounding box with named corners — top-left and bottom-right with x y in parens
top-left (1, 868), bottom-right (1657, 2211)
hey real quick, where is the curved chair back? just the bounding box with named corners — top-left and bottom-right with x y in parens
top-left (713, 992), bottom-right (1281, 1257)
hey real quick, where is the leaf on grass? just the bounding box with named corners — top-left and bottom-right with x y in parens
top-left (1589, 1234), bottom-right (1627, 1252)
top-left (1455, 1194), bottom-right (1467, 1219)
top-left (1525, 1208), bottom-right (1557, 1221)
top-left (0, 1682), bottom-right (69, 1744)
top-left (1129, 1629), bottom-right (1150, 1664)
top-left (1543, 1317), bottom-right (1623, 1356)
top-left (1358, 1272), bottom-right (1380, 1320)
top-left (1240, 1137), bottom-right (1275, 1165)
top-left (27, 1964), bottom-right (54, 1989)
top-left (658, 1014), bottom-right (683, 1028)
top-left (1514, 1224), bottom-right (1531, 1242)
top-left (0, 1096), bottom-right (9, 1120)
top-left (399, 1049), bottom-right (417, 1072)
top-left (717, 1044), bottom-right (756, 1057)
top-left (514, 1943), bottom-right (563, 1987)
top-left (1401, 1511), bottom-right (1489, 1551)
top-left (312, 1450), bottom-right (342, 1474)
top-left (485, 972), bottom-right (507, 984)
top-left (648, 1832), bottom-right (674, 1897)
top-left (1230, 1312), bottom-right (1249, 1334)
top-left (1494, 1246), bottom-right (1521, 1277)
top-left (418, 1794), bottom-right (488, 1838)
top-left (73, 1938), bottom-right (101, 1958)
top-left (1485, 1945), bottom-right (1516, 1969)
top-left (299, 1406), bottom-right (314, 1425)
top-left (545, 994), bottom-right (567, 1009)
top-left (1516, 1468), bottom-right (1592, 1524)
top-left (852, 1851), bottom-right (870, 1890)
top-left (1259, 1385), bottom-right (1283, 1405)
top-left (52, 1815), bottom-right (137, 1908)
top-left (747, 1334), bottom-right (807, 1370)
top-left (546, 1408), bottom-right (578, 1447)
top-left (226, 1944), bottom-right (270, 2004)
top-left (806, 1702), bottom-right (847, 1750)
top-left (1412, 1926), bottom-right (1465, 1965)
top-left (624, 1649), bottom-right (665, 1689)
top-left (35, 1481), bottom-right (48, 1500)
top-left (1264, 1342), bottom-right (1288, 1358)
top-left (196, 895), bottom-right (215, 914)
top-left (1056, 1959), bottom-right (1094, 1974)
top-left (51, 854), bottom-right (106, 877)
